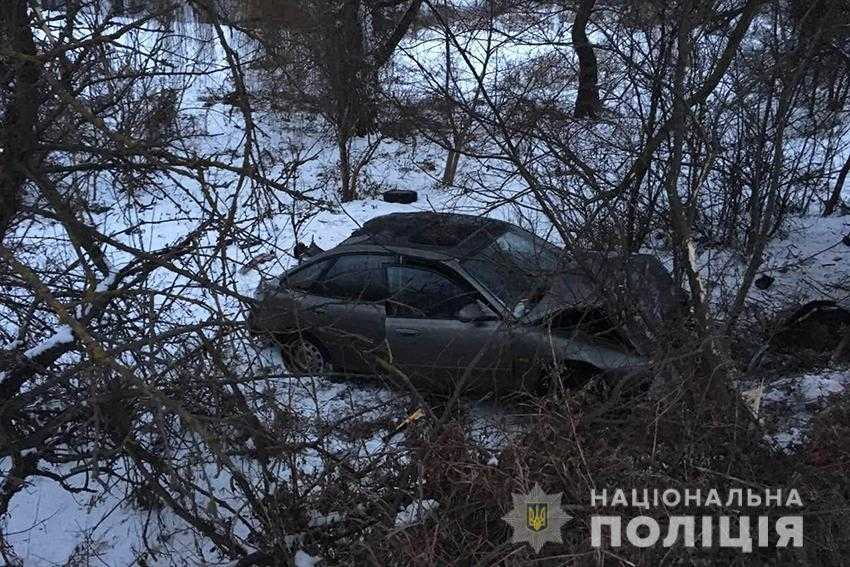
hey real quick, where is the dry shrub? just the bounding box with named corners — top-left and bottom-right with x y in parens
top-left (797, 391), bottom-right (850, 566)
top-left (342, 379), bottom-right (850, 566)
top-left (806, 391), bottom-right (850, 471)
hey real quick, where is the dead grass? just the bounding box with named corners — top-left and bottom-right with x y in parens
top-left (303, 380), bottom-right (850, 565)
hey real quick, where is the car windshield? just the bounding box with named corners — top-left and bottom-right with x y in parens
top-left (460, 227), bottom-right (561, 311)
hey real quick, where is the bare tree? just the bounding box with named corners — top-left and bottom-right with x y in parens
top-left (244, 0), bottom-right (424, 201)
top-left (0, 1), bottom-right (319, 563)
top-left (0, 0), bottom-right (40, 239)
top-left (572, 0), bottom-right (601, 118)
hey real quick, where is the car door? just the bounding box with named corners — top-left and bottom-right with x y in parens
top-left (384, 262), bottom-right (513, 394)
top-left (295, 253), bottom-right (393, 373)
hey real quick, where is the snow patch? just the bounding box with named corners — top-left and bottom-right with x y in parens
top-left (294, 549), bottom-right (322, 567)
top-left (308, 510), bottom-right (344, 528)
top-left (761, 369), bottom-right (850, 449)
top-left (95, 270), bottom-right (118, 293)
top-left (763, 370), bottom-right (850, 404)
top-left (395, 499), bottom-right (439, 527)
top-left (22, 325), bottom-right (74, 359)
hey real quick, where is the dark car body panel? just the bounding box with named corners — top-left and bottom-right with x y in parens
top-left (385, 315), bottom-right (514, 393)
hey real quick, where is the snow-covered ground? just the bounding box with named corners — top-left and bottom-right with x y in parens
top-left (4, 366), bottom-right (408, 564)
top-left (702, 215), bottom-right (850, 450)
top-left (694, 214), bottom-right (850, 317)
top-left (762, 370), bottom-right (850, 448)
top-left (5, 7), bottom-right (850, 566)
top-left (0, 15), bottom-right (540, 564)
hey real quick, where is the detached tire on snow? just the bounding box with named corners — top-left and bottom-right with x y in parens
top-left (773, 301), bottom-right (850, 355)
top-left (383, 189), bottom-right (418, 204)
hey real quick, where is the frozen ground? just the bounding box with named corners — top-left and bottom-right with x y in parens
top-left (4, 10), bottom-right (850, 566)
top-left (10, 179), bottom-right (850, 564)
top-left (701, 214), bottom-right (850, 449)
top-left (4, 369), bottom-right (400, 564)
top-left (693, 214), bottom-right (850, 316)
top-left (761, 370), bottom-right (850, 448)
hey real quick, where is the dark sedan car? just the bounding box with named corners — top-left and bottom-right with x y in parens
top-left (249, 212), bottom-right (679, 394)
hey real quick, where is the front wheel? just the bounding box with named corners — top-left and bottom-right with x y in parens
top-left (278, 335), bottom-right (331, 375)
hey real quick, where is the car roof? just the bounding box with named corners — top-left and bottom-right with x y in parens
top-left (335, 212), bottom-right (511, 259)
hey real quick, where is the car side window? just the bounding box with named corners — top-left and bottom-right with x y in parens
top-left (285, 259), bottom-right (332, 292)
top-left (315, 254), bottom-right (390, 301)
top-left (386, 265), bottom-right (478, 319)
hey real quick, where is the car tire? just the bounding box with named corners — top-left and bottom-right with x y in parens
top-left (382, 189), bottom-right (418, 204)
top-left (277, 334), bottom-right (332, 375)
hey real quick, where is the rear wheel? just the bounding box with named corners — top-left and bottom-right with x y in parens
top-left (278, 335), bottom-right (331, 375)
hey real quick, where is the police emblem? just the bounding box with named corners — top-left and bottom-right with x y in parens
top-left (527, 502), bottom-right (548, 532)
top-left (503, 483), bottom-right (571, 553)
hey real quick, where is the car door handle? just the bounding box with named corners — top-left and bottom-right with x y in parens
top-left (395, 328), bottom-right (421, 337)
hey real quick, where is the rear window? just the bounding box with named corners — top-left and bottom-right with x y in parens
top-left (285, 259), bottom-right (331, 291)
top-left (315, 254), bottom-right (391, 301)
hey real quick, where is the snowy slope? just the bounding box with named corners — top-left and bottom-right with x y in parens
top-left (5, 9), bottom-right (850, 566)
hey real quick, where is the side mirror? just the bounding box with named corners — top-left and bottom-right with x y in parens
top-left (457, 301), bottom-right (497, 323)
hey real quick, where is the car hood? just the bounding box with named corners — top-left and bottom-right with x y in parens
top-left (522, 251), bottom-right (683, 352)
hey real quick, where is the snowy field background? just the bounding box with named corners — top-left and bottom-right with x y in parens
top-left (3, 4), bottom-right (850, 565)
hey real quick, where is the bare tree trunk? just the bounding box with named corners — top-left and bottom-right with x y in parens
top-left (0, 0), bottom-right (41, 241)
top-left (572, 0), bottom-right (601, 119)
top-left (369, 0), bottom-right (423, 69)
top-left (823, 151), bottom-right (850, 215)
top-left (441, 23), bottom-right (460, 187)
top-left (727, 4), bottom-right (826, 331)
top-left (338, 134), bottom-right (354, 202)
top-left (664, 0), bottom-right (708, 332)
top-left (663, 1), bottom-right (747, 412)
top-left (338, 0), bottom-right (424, 137)
top-left (442, 149), bottom-right (460, 185)
top-left (625, 73), bottom-right (662, 251)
